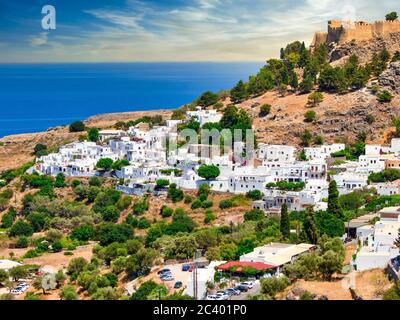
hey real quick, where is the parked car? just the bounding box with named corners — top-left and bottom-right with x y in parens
top-left (215, 291), bottom-right (230, 300)
top-left (234, 285), bottom-right (249, 292)
top-left (206, 295), bottom-right (218, 300)
top-left (174, 281), bottom-right (183, 289)
top-left (161, 274), bottom-right (174, 281)
top-left (241, 282), bottom-right (254, 289)
top-left (157, 268), bottom-right (171, 275)
top-left (225, 288), bottom-right (241, 296)
top-left (181, 264), bottom-right (191, 272)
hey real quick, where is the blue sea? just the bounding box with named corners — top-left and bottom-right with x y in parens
top-left (0, 62), bottom-right (263, 137)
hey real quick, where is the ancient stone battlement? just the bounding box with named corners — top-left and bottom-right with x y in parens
top-left (311, 19), bottom-right (400, 49)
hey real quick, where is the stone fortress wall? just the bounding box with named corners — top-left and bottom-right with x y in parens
top-left (311, 19), bottom-right (400, 48)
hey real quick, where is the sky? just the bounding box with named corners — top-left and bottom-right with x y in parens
top-left (0, 0), bottom-right (398, 63)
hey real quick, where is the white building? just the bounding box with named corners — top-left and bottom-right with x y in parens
top-left (186, 108), bottom-right (222, 126)
top-left (258, 144), bottom-right (296, 163)
top-left (355, 207), bottom-right (400, 271)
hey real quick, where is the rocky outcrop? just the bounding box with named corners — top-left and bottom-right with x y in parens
top-left (329, 33), bottom-right (400, 65)
top-left (379, 61), bottom-right (400, 94)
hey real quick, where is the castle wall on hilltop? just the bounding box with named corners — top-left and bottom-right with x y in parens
top-left (311, 20), bottom-right (400, 48)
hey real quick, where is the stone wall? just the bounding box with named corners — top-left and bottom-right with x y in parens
top-left (311, 20), bottom-right (400, 48)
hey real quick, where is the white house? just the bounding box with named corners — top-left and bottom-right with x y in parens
top-left (354, 207), bottom-right (400, 271)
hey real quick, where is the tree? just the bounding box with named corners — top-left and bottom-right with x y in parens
top-left (71, 225), bottom-right (94, 242)
top-left (15, 236), bottom-right (29, 248)
top-left (290, 73), bottom-right (299, 90)
top-left (33, 144), bottom-right (47, 156)
top-left (60, 285), bottom-right (79, 300)
top-left (302, 207), bottom-right (318, 244)
top-left (327, 180), bottom-right (344, 220)
top-left (197, 91), bottom-right (219, 107)
top-left (386, 12), bottom-right (398, 21)
top-left (280, 203), bottom-right (290, 239)
top-left (260, 276), bottom-right (290, 298)
top-left (33, 273), bottom-right (56, 295)
top-left (9, 220), bottom-right (33, 237)
top-left (316, 211), bottom-right (345, 238)
top-left (246, 190), bottom-right (263, 201)
top-left (318, 66), bottom-right (348, 93)
top-left (96, 158), bottom-right (114, 171)
top-left (88, 128), bottom-right (100, 142)
top-left (307, 92), bottom-right (324, 107)
top-left (244, 209), bottom-right (265, 222)
top-left (230, 80), bottom-right (249, 103)
top-left (67, 257), bottom-right (88, 276)
top-left (0, 269), bottom-right (8, 283)
top-left (300, 129), bottom-right (312, 147)
top-left (9, 266), bottom-right (29, 281)
top-left (155, 179), bottom-right (170, 189)
top-left (318, 250), bottom-right (343, 281)
top-left (299, 75), bottom-right (314, 93)
top-left (197, 165), bottom-right (220, 180)
top-left (54, 173), bottom-right (66, 188)
top-left (304, 110), bottom-right (316, 123)
top-left (259, 104), bottom-right (271, 117)
top-left (167, 184), bottom-right (184, 203)
top-left (69, 121), bottom-right (86, 133)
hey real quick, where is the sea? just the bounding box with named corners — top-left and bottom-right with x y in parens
top-left (0, 62), bottom-right (263, 138)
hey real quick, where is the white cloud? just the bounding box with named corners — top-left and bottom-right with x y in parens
top-left (5, 0), bottom-right (400, 62)
top-left (29, 32), bottom-right (49, 47)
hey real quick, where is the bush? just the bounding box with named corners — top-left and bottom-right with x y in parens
top-left (70, 225), bottom-right (94, 242)
top-left (160, 206), bottom-right (173, 218)
top-left (377, 90), bottom-right (393, 103)
top-left (167, 184), bottom-right (184, 203)
top-left (307, 92), bottom-right (324, 107)
top-left (246, 190), bottom-right (263, 201)
top-left (219, 199), bottom-right (235, 210)
top-left (261, 276), bottom-right (290, 298)
top-left (259, 104), bottom-right (271, 117)
top-left (191, 200), bottom-right (202, 210)
top-left (137, 218), bottom-right (151, 229)
top-left (69, 121), bottom-right (86, 133)
top-left (9, 220), bottom-right (34, 237)
top-left (304, 110), bottom-right (316, 123)
top-left (204, 211), bottom-right (216, 224)
top-left (15, 236), bottom-right (29, 248)
top-left (89, 176), bottom-right (102, 187)
top-left (244, 209), bottom-right (265, 222)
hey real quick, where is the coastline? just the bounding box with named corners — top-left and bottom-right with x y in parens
top-left (0, 108), bottom-right (173, 171)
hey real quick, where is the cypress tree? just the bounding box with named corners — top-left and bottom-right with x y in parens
top-left (280, 203), bottom-right (290, 239)
top-left (302, 207), bottom-right (318, 244)
top-left (327, 180), bottom-right (344, 220)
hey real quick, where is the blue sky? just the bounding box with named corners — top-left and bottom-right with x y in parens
top-left (0, 0), bottom-right (398, 63)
